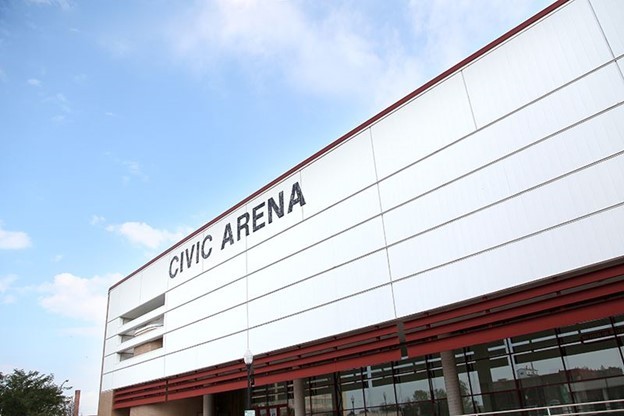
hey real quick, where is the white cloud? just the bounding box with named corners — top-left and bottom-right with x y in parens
top-left (27, 78), bottom-right (41, 87)
top-left (38, 272), bottom-right (120, 325)
top-left (0, 275), bottom-right (18, 304)
top-left (90, 214), bottom-right (106, 226)
top-left (168, 0), bottom-right (424, 108)
top-left (0, 275), bottom-right (16, 292)
top-left (43, 92), bottom-right (72, 123)
top-left (106, 221), bottom-right (188, 250)
top-left (52, 254), bottom-right (64, 263)
top-left (55, 93), bottom-right (71, 113)
top-left (122, 160), bottom-right (148, 182)
top-left (0, 223), bottom-right (32, 250)
top-left (98, 37), bottom-right (133, 58)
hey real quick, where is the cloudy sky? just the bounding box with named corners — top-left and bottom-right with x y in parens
top-left (0, 0), bottom-right (551, 413)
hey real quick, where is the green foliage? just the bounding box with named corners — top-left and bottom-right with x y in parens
top-left (0, 369), bottom-right (71, 416)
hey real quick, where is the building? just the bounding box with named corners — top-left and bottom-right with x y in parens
top-left (98, 0), bottom-right (624, 415)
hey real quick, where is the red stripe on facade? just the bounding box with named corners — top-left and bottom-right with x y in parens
top-left (407, 297), bottom-right (623, 358)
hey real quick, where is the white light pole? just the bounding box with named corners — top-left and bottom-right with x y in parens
top-left (244, 349), bottom-right (254, 412)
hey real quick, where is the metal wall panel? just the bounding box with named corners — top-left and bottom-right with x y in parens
top-left (393, 204), bottom-right (624, 317)
top-left (101, 373), bottom-right (113, 392)
top-left (388, 153), bottom-right (624, 282)
top-left (301, 130), bottom-right (377, 217)
top-left (165, 304), bottom-right (246, 353)
top-left (249, 250), bottom-right (391, 327)
top-left (591, 0), bottom-right (624, 58)
top-left (166, 278), bottom-right (246, 332)
top-left (193, 332), bottom-right (247, 374)
top-left (379, 63), bottom-right (624, 212)
top-left (464, 0), bottom-right (613, 127)
top-left (249, 217), bottom-right (384, 299)
top-left (249, 286), bottom-right (395, 356)
top-left (383, 105), bottom-right (624, 246)
top-left (105, 318), bottom-right (121, 341)
top-left (107, 274), bottom-right (141, 320)
top-left (370, 73), bottom-right (476, 180)
top-left (103, 337), bottom-right (118, 363)
top-left (163, 332), bottom-right (246, 378)
top-left (245, 173), bottom-right (304, 251)
top-left (167, 253), bottom-right (246, 310)
top-left (246, 187), bottom-right (383, 275)
top-left (109, 347), bottom-right (165, 372)
top-left (112, 358), bottom-right (165, 392)
top-left (139, 256), bottom-right (168, 303)
top-left (102, 354), bottom-right (116, 374)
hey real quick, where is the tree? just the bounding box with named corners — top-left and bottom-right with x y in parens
top-left (0, 369), bottom-right (72, 416)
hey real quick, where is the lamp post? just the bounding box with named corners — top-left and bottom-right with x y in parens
top-left (243, 349), bottom-right (254, 411)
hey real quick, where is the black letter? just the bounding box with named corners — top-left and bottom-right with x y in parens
top-left (195, 242), bottom-right (200, 264)
top-left (252, 202), bottom-right (266, 232)
top-left (169, 256), bottom-right (179, 278)
top-left (169, 256), bottom-right (180, 279)
top-left (268, 191), bottom-right (284, 224)
top-left (288, 182), bottom-right (306, 213)
top-left (221, 224), bottom-right (234, 250)
top-left (237, 213), bottom-right (250, 241)
top-left (184, 244), bottom-right (195, 269)
top-left (201, 234), bottom-right (213, 259)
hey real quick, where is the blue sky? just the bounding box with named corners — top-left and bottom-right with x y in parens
top-left (0, 0), bottom-right (551, 413)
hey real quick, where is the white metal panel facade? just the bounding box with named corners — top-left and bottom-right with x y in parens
top-left (101, 0), bottom-right (624, 392)
top-left (591, 0), bottom-right (624, 58)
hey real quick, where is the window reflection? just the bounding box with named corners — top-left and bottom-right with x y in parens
top-left (302, 315), bottom-right (624, 416)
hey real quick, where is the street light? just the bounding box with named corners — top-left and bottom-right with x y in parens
top-left (243, 349), bottom-right (254, 411)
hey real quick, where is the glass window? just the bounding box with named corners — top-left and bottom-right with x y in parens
top-left (435, 398), bottom-right (449, 416)
top-left (394, 359), bottom-right (431, 404)
top-left (400, 399), bottom-right (433, 416)
top-left (427, 355), bottom-right (446, 400)
top-left (308, 376), bottom-right (334, 414)
top-left (473, 391), bottom-right (521, 412)
top-left (367, 404), bottom-right (398, 416)
top-left (324, 315), bottom-right (624, 415)
top-left (520, 382), bottom-right (572, 409)
top-left (512, 329), bottom-right (566, 388)
top-left (563, 339), bottom-right (623, 379)
top-left (471, 355), bottom-right (516, 394)
top-left (466, 340), bottom-right (509, 360)
top-left (341, 370), bottom-right (364, 415)
top-left (362, 364), bottom-right (396, 409)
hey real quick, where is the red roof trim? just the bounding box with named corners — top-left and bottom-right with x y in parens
top-left (110, 0), bottom-right (570, 291)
